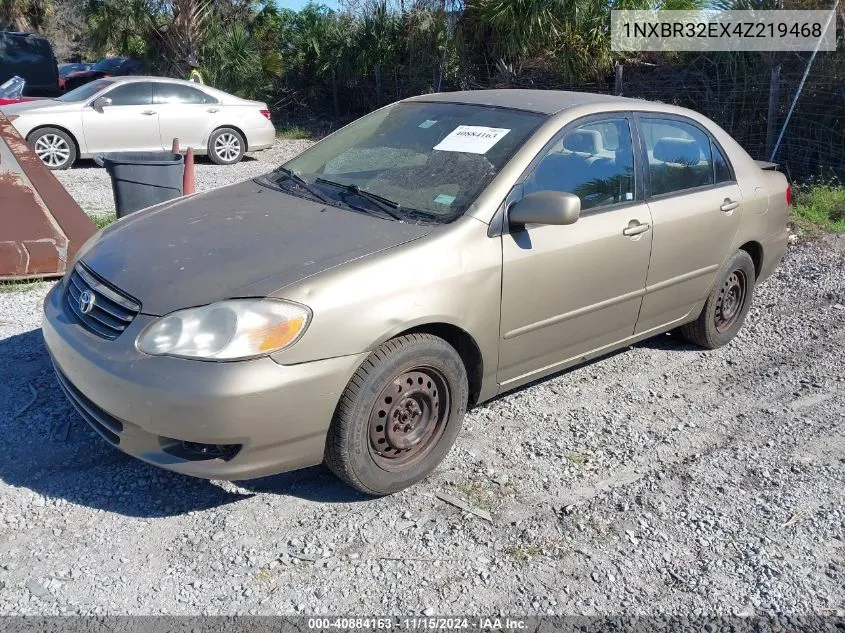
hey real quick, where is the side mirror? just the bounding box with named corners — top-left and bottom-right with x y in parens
top-left (91, 96), bottom-right (112, 111)
top-left (508, 191), bottom-right (581, 227)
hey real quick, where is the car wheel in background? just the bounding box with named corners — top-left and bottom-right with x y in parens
top-left (207, 127), bottom-right (246, 165)
top-left (680, 249), bottom-right (756, 349)
top-left (28, 128), bottom-right (77, 170)
top-left (325, 333), bottom-right (468, 496)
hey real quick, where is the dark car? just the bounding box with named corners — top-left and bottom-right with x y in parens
top-left (0, 31), bottom-right (60, 97)
top-left (59, 62), bottom-right (92, 77)
top-left (63, 57), bottom-right (143, 91)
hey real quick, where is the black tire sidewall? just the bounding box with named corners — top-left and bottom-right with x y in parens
top-left (341, 338), bottom-right (467, 495)
top-left (28, 128), bottom-right (76, 170)
top-left (208, 128), bottom-right (245, 165)
top-left (703, 251), bottom-right (756, 347)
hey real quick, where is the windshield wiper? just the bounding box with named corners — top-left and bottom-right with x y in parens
top-left (272, 167), bottom-right (332, 204)
top-left (315, 178), bottom-right (406, 222)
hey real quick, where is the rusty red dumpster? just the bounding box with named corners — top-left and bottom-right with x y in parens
top-left (0, 113), bottom-right (95, 280)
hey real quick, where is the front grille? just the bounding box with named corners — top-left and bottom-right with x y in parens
top-left (53, 364), bottom-right (123, 446)
top-left (65, 263), bottom-right (140, 340)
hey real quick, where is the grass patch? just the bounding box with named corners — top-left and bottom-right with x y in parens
top-left (275, 125), bottom-right (312, 140)
top-left (791, 184), bottom-right (845, 235)
top-left (504, 544), bottom-right (543, 562)
top-left (92, 214), bottom-right (117, 230)
top-left (454, 482), bottom-right (492, 512)
top-left (0, 278), bottom-right (48, 293)
top-left (566, 452), bottom-right (588, 467)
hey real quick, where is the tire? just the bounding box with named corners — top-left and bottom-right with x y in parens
top-left (680, 250), bottom-right (756, 349)
top-left (28, 127), bottom-right (77, 170)
top-left (325, 333), bottom-right (468, 496)
top-left (207, 127), bottom-right (246, 165)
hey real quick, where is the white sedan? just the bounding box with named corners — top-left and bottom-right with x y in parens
top-left (0, 76), bottom-right (276, 169)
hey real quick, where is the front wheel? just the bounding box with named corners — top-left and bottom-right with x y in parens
top-left (325, 334), bottom-right (468, 496)
top-left (207, 127), bottom-right (245, 165)
top-left (28, 128), bottom-right (77, 170)
top-left (680, 250), bottom-right (756, 349)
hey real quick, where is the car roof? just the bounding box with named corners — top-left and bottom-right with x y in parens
top-left (402, 89), bottom-right (650, 115)
top-left (104, 75), bottom-right (208, 88)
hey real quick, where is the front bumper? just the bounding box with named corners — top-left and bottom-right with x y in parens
top-left (42, 281), bottom-right (367, 480)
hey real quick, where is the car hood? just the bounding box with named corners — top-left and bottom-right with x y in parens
top-left (80, 180), bottom-right (434, 316)
top-left (0, 99), bottom-right (73, 114)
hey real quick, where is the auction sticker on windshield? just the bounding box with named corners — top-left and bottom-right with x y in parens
top-left (434, 126), bottom-right (511, 154)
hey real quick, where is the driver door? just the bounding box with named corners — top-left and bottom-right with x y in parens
top-left (498, 115), bottom-right (653, 387)
top-left (81, 81), bottom-right (160, 153)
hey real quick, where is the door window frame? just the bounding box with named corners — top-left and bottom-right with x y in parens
top-left (515, 111), bottom-right (645, 216)
top-left (489, 111), bottom-right (645, 237)
top-left (633, 112), bottom-right (737, 201)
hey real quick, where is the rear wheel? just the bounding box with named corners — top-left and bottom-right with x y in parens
top-left (325, 334), bottom-right (468, 495)
top-left (28, 128), bottom-right (76, 170)
top-left (207, 127), bottom-right (245, 165)
top-left (680, 250), bottom-right (756, 349)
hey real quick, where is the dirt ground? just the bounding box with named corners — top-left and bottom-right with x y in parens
top-left (0, 225), bottom-right (843, 615)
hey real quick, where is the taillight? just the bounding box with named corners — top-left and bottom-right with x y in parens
top-left (260, 109), bottom-right (271, 121)
top-left (786, 186), bottom-right (792, 207)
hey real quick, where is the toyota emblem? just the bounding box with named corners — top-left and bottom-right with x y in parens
top-left (78, 290), bottom-right (96, 315)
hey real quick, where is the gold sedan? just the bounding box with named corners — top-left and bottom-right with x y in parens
top-left (43, 90), bottom-right (790, 494)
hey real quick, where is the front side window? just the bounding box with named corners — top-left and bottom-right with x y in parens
top-left (524, 118), bottom-right (636, 211)
top-left (640, 118), bottom-right (714, 196)
top-left (154, 83), bottom-right (217, 105)
top-left (276, 101), bottom-right (545, 222)
top-left (104, 82), bottom-right (152, 106)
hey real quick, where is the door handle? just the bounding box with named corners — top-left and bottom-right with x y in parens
top-left (622, 222), bottom-right (651, 237)
top-left (207, 108), bottom-right (219, 113)
top-left (141, 110), bottom-right (156, 116)
top-left (720, 199), bottom-right (740, 212)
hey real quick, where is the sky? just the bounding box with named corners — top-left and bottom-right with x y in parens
top-left (274, 0), bottom-right (338, 10)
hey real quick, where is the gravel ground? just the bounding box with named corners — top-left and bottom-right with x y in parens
top-left (0, 149), bottom-right (843, 615)
top-left (53, 139), bottom-right (315, 218)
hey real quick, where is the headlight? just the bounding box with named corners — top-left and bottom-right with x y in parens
top-left (136, 299), bottom-right (310, 360)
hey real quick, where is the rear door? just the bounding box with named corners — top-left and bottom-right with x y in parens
top-left (633, 114), bottom-right (743, 334)
top-left (153, 82), bottom-right (221, 150)
top-left (81, 81), bottom-right (160, 153)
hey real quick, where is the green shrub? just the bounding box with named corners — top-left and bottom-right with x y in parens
top-left (791, 184), bottom-right (845, 234)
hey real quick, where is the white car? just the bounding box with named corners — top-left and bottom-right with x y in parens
top-left (0, 76), bottom-right (276, 169)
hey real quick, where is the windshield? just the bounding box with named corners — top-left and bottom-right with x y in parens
top-left (276, 101), bottom-right (544, 223)
top-left (57, 79), bottom-right (114, 102)
top-left (92, 58), bottom-right (124, 72)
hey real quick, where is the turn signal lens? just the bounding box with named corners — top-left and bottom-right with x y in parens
top-left (260, 109), bottom-right (272, 120)
top-left (137, 299), bottom-right (311, 360)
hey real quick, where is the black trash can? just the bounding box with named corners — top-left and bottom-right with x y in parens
top-left (96, 152), bottom-right (184, 218)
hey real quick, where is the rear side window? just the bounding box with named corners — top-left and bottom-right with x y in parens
top-left (154, 83), bottom-right (217, 105)
top-left (104, 82), bottom-right (153, 106)
top-left (640, 118), bottom-right (714, 196)
top-left (712, 142), bottom-right (733, 183)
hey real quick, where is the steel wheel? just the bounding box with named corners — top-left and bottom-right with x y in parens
top-left (214, 132), bottom-right (241, 162)
top-left (368, 367), bottom-right (451, 471)
top-left (34, 134), bottom-right (71, 168)
top-left (714, 269), bottom-right (747, 333)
